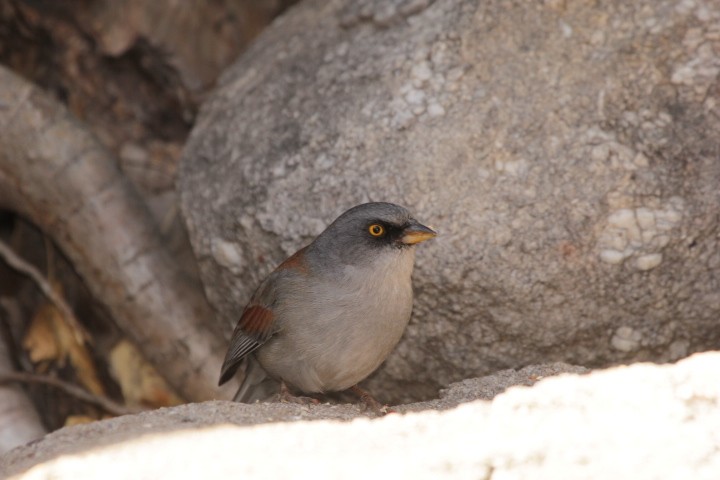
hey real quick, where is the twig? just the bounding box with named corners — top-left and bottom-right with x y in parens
top-left (0, 371), bottom-right (144, 416)
top-left (0, 238), bottom-right (89, 344)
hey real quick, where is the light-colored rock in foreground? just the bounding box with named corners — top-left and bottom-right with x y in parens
top-left (2, 354), bottom-right (719, 479)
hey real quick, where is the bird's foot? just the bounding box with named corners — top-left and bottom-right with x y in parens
top-left (349, 385), bottom-right (394, 416)
top-left (278, 382), bottom-right (320, 405)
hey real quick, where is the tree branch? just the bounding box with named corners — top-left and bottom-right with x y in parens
top-left (0, 239), bottom-right (89, 344)
top-left (0, 65), bottom-right (239, 401)
top-left (0, 327), bottom-right (46, 454)
top-left (0, 371), bottom-right (141, 416)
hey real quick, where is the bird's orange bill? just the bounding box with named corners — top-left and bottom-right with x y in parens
top-left (401, 223), bottom-right (437, 245)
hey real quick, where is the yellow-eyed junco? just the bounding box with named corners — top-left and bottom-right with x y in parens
top-left (219, 202), bottom-right (436, 410)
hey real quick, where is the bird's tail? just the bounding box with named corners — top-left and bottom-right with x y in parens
top-left (233, 356), bottom-right (279, 402)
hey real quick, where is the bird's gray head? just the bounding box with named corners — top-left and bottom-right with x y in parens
top-left (310, 202), bottom-right (436, 267)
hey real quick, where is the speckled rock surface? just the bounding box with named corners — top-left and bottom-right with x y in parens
top-left (179, 0), bottom-right (720, 402)
top-left (0, 362), bottom-right (583, 477)
top-left (3, 354), bottom-right (719, 479)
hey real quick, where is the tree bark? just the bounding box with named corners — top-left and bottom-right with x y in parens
top-left (0, 66), bottom-right (238, 401)
top-left (0, 328), bottom-right (46, 455)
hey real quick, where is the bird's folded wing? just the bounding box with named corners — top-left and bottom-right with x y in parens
top-left (218, 247), bottom-right (308, 387)
top-left (218, 303), bottom-right (276, 385)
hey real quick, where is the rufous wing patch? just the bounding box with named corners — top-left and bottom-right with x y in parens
top-left (218, 304), bottom-right (275, 385)
top-left (238, 304), bottom-right (275, 338)
top-left (277, 246), bottom-right (309, 274)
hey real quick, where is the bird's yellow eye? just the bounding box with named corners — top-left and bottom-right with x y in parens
top-left (368, 224), bottom-right (385, 237)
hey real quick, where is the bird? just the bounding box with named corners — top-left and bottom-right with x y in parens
top-left (218, 202), bottom-right (437, 411)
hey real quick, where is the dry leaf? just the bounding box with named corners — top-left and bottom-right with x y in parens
top-left (109, 340), bottom-right (183, 408)
top-left (64, 415), bottom-right (97, 427)
top-left (23, 286), bottom-right (105, 397)
top-left (50, 305), bottom-right (105, 396)
top-left (22, 305), bottom-right (60, 364)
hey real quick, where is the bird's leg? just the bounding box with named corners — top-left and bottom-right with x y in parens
top-left (278, 382), bottom-right (320, 405)
top-left (349, 385), bottom-right (391, 415)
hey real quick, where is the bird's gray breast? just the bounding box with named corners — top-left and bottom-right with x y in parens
top-left (259, 248), bottom-right (416, 393)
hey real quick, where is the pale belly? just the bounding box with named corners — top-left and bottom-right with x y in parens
top-left (257, 253), bottom-right (415, 392)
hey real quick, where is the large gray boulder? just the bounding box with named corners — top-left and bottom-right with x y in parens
top-left (179, 0), bottom-right (720, 402)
